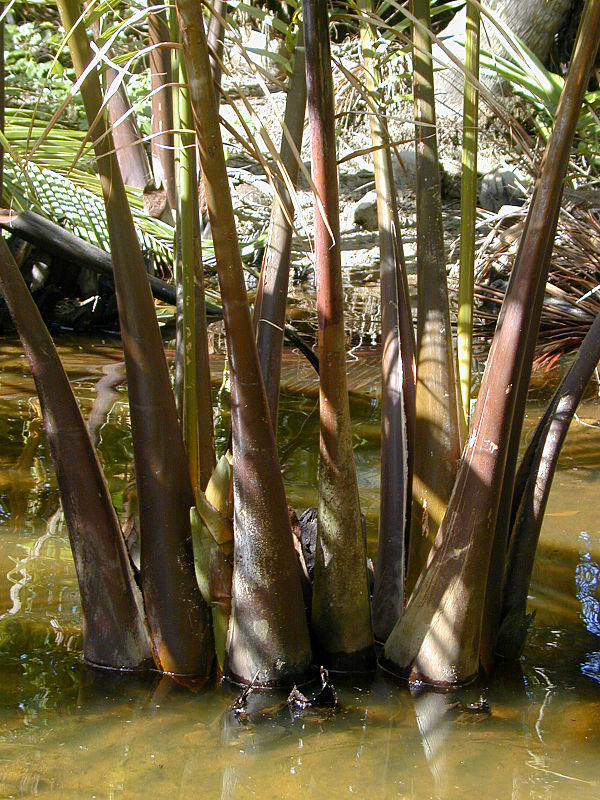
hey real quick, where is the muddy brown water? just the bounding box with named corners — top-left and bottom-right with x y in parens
top-left (0, 339), bottom-right (598, 799)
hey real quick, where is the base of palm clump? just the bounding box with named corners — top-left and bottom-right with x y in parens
top-left (378, 652), bottom-right (479, 691)
top-left (224, 662), bottom-right (316, 690)
top-left (378, 567), bottom-right (481, 690)
top-left (314, 645), bottom-right (377, 675)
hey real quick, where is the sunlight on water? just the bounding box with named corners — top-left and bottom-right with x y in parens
top-left (0, 340), bottom-right (598, 799)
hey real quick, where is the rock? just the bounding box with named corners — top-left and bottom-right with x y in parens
top-left (352, 150), bottom-right (418, 231)
top-left (353, 190), bottom-right (379, 231)
top-left (440, 157), bottom-right (462, 200)
top-left (235, 180), bottom-right (272, 207)
top-left (353, 149), bottom-right (460, 230)
top-left (226, 152), bottom-right (256, 170)
top-left (391, 149), bottom-right (418, 192)
top-left (479, 169), bottom-right (527, 212)
top-left (338, 168), bottom-right (375, 196)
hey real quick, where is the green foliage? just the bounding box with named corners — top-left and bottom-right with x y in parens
top-left (475, 5), bottom-right (600, 170)
top-left (4, 154), bottom-right (175, 265)
top-left (5, 20), bottom-right (85, 125)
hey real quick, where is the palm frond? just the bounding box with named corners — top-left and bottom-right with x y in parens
top-left (4, 154), bottom-right (174, 269)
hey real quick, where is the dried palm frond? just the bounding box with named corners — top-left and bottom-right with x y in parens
top-left (474, 197), bottom-right (600, 367)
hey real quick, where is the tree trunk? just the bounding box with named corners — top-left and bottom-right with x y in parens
top-left (483, 0), bottom-right (576, 64)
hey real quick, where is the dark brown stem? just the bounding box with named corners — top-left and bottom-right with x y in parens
top-left (383, 0), bottom-right (600, 686)
top-left (57, 0), bottom-right (214, 679)
top-left (88, 15), bottom-right (154, 193)
top-left (104, 67), bottom-right (154, 191)
top-left (177, 0), bottom-right (312, 687)
top-left (0, 238), bottom-right (153, 670)
top-left (479, 235), bottom-right (548, 673)
top-left (303, 0), bottom-right (375, 671)
top-left (254, 26), bottom-right (306, 432)
top-left (498, 312), bottom-right (600, 659)
top-left (359, 5), bottom-right (415, 643)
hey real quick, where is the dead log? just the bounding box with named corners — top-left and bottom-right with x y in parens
top-left (0, 208), bottom-right (193, 310)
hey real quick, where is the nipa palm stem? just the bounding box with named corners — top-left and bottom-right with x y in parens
top-left (358, 0), bottom-right (415, 642)
top-left (56, 0), bottom-right (214, 679)
top-left (303, 0), bottom-right (375, 671)
top-left (383, 0), bottom-right (600, 685)
top-left (176, 0), bottom-right (312, 687)
top-left (405, 0), bottom-right (461, 597)
top-left (457, 0), bottom-right (480, 436)
top-left (254, 25), bottom-right (307, 432)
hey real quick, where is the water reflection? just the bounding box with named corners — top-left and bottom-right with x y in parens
top-left (575, 532), bottom-right (600, 687)
top-left (0, 652), bottom-right (598, 798)
top-left (576, 539), bottom-right (600, 637)
top-left (0, 341), bottom-right (598, 798)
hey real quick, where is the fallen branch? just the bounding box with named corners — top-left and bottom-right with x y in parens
top-left (0, 209), bottom-right (318, 369)
top-left (0, 208), bottom-right (199, 309)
